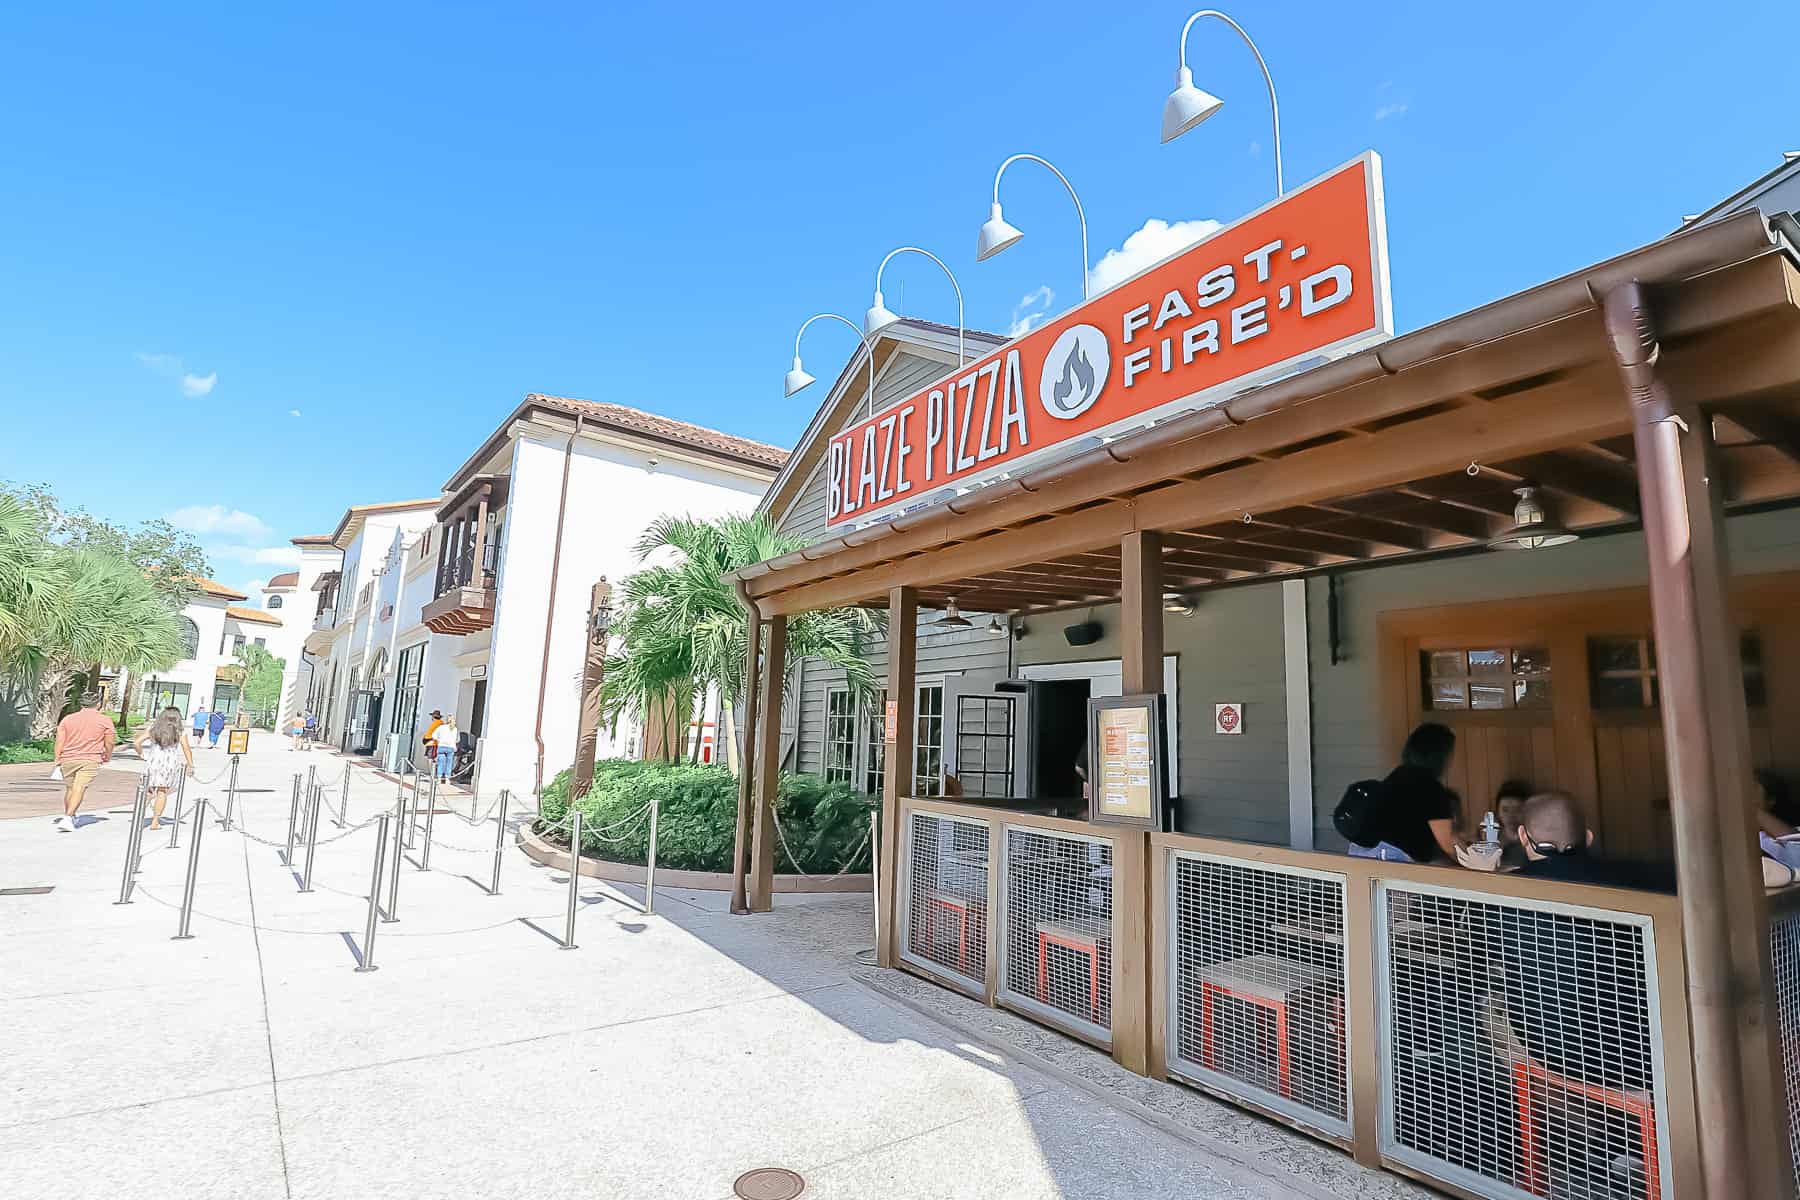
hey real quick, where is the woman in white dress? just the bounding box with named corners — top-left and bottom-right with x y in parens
top-left (133, 707), bottom-right (194, 830)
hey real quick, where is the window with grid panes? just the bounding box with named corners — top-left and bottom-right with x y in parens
top-left (824, 688), bottom-right (856, 786)
top-left (1422, 645), bottom-right (1552, 711)
top-left (915, 684), bottom-right (944, 795)
top-left (862, 688), bottom-right (887, 797)
top-left (1588, 631), bottom-right (1766, 710)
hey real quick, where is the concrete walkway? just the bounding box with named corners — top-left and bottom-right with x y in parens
top-left (0, 745), bottom-right (1417, 1200)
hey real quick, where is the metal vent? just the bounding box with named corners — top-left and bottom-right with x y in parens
top-left (900, 811), bottom-right (989, 995)
top-left (1770, 905), bottom-right (1800, 1195)
top-left (1000, 824), bottom-right (1112, 1044)
top-left (1167, 852), bottom-right (1349, 1134)
top-left (1378, 882), bottom-right (1666, 1200)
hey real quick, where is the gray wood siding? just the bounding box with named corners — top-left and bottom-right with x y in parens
top-left (772, 350), bottom-right (958, 548)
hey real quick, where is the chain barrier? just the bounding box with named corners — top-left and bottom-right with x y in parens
top-left (190, 763), bottom-right (235, 786)
top-left (769, 806), bottom-right (875, 878)
top-left (234, 810), bottom-right (383, 850)
top-left (134, 881), bottom-right (561, 940)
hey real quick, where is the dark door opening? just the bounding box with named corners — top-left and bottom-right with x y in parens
top-left (469, 678), bottom-right (487, 739)
top-left (1032, 678), bottom-right (1091, 802)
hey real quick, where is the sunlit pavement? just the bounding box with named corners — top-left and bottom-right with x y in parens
top-left (0, 744), bottom-right (1401, 1200)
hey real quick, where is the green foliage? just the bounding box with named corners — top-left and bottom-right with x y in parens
top-left (600, 512), bottom-right (881, 757)
top-left (0, 738), bottom-right (55, 764)
top-left (6, 482), bottom-right (211, 606)
top-left (538, 760), bottom-right (874, 874)
top-left (235, 644), bottom-right (287, 727)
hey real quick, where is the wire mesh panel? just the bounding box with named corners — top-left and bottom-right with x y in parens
top-left (1771, 904), bottom-right (1800, 1197)
top-left (1167, 850), bottom-right (1350, 1136)
top-left (899, 810), bottom-right (990, 996)
top-left (1377, 882), bottom-right (1667, 1200)
top-left (999, 824), bottom-right (1113, 1045)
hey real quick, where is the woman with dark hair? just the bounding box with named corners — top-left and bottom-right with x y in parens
top-left (133, 706), bottom-right (194, 831)
top-left (1350, 722), bottom-right (1461, 863)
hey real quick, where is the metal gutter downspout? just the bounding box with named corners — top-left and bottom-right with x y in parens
top-left (533, 414), bottom-right (585, 799)
top-left (1603, 280), bottom-right (1790, 1200)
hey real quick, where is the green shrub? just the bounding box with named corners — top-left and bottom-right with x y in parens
top-left (538, 759), bottom-right (875, 874)
top-left (0, 739), bottom-right (55, 764)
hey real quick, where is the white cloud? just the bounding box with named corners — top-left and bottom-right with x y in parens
top-left (166, 504), bottom-right (273, 540)
top-left (136, 351), bottom-right (218, 397)
top-left (1375, 102), bottom-right (1409, 121)
top-left (1087, 217), bottom-right (1223, 295)
top-left (1008, 286), bottom-right (1055, 337)
top-left (289, 409), bottom-right (302, 418)
top-left (206, 543), bottom-right (303, 567)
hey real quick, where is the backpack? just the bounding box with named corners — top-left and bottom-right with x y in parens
top-left (1333, 779), bottom-right (1387, 848)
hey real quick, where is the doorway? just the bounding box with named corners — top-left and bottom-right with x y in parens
top-left (1032, 679), bottom-right (1090, 801)
top-left (468, 678), bottom-right (487, 738)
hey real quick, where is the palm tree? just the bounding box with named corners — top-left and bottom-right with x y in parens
top-left (18, 548), bottom-right (185, 737)
top-left (0, 490), bottom-right (59, 663)
top-left (601, 513), bottom-right (881, 763)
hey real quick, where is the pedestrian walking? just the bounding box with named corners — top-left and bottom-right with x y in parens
top-left (51, 691), bottom-right (116, 832)
top-left (433, 714), bottom-right (459, 781)
top-left (303, 710), bottom-right (318, 749)
top-left (284, 711), bottom-right (306, 751)
top-left (207, 708), bottom-right (227, 748)
top-left (133, 706), bottom-right (194, 830)
top-left (190, 701), bottom-right (209, 744)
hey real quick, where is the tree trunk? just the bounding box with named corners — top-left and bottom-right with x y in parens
top-left (30, 663), bottom-right (74, 740)
top-left (116, 667), bottom-right (135, 729)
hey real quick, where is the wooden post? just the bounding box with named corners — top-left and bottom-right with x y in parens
top-left (570, 578), bottom-right (612, 804)
top-left (472, 489), bottom-right (491, 583)
top-left (1606, 283), bottom-right (1793, 1200)
top-left (1113, 529), bottom-right (1163, 1075)
top-left (729, 606), bottom-right (762, 915)
top-left (879, 587), bottom-right (918, 968)
top-left (749, 614), bottom-right (787, 913)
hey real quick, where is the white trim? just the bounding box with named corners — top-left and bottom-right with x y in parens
top-left (1019, 655), bottom-right (1180, 793)
top-left (1283, 579), bottom-right (1315, 851)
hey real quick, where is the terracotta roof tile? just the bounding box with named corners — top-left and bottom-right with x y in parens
top-left (290, 533), bottom-right (335, 546)
top-left (266, 572), bottom-right (299, 589)
top-left (190, 578), bottom-right (250, 601)
top-left (226, 605), bottom-right (282, 627)
top-left (524, 395), bottom-right (790, 470)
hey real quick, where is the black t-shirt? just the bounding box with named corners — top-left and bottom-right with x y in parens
top-left (1515, 849), bottom-right (1677, 894)
top-left (1374, 764), bottom-right (1458, 863)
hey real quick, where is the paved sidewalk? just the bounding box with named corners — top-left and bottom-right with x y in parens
top-left (0, 745), bottom-right (1412, 1200)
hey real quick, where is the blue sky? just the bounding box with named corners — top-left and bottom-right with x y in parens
top-left (1, 1), bottom-right (1794, 595)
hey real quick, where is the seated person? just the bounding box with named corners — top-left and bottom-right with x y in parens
top-left (1756, 768), bottom-right (1800, 838)
top-left (1514, 791), bottom-right (1676, 894)
top-left (1456, 778), bottom-right (1534, 872)
top-left (1349, 722), bottom-right (1461, 863)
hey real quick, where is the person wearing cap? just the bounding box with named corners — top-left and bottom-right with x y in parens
top-left (52, 691), bottom-right (116, 833)
top-left (422, 709), bottom-right (446, 766)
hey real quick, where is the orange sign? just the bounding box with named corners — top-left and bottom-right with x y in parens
top-left (825, 153), bottom-right (1391, 528)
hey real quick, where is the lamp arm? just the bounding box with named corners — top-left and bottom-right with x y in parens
top-left (794, 312), bottom-right (880, 418)
top-left (1177, 9), bottom-right (1283, 195)
top-left (875, 246), bottom-right (965, 365)
top-left (992, 153), bottom-right (1091, 300)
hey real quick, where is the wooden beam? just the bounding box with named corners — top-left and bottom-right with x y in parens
top-left (728, 606), bottom-right (761, 916)
top-left (1493, 451), bottom-right (1641, 515)
top-left (877, 588), bottom-right (917, 968)
top-left (1166, 531), bottom-right (1324, 569)
top-left (1719, 407), bottom-right (1800, 465)
top-left (1293, 507), bottom-right (1432, 552)
top-left (748, 614), bottom-right (787, 913)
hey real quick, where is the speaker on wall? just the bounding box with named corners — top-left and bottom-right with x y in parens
top-left (1064, 620), bottom-right (1102, 647)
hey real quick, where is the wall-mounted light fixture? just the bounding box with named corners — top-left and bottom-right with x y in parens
top-left (1162, 592), bottom-right (1196, 615)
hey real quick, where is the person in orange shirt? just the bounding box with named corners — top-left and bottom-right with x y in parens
top-left (52, 691), bottom-right (117, 832)
top-left (421, 709), bottom-right (445, 766)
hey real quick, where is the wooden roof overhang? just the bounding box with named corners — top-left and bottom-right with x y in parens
top-left (730, 212), bottom-right (1800, 619)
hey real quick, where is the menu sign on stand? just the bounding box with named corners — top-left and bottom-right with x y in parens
top-left (1087, 694), bottom-right (1167, 829)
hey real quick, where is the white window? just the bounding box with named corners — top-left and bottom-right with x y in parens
top-left (824, 688), bottom-right (857, 786)
top-left (862, 689), bottom-right (887, 797)
top-left (268, 594), bottom-right (284, 610)
top-left (914, 683), bottom-right (944, 796)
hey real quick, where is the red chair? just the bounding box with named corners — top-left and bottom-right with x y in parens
top-left (1511, 1058), bottom-right (1660, 1200)
top-left (1193, 954), bottom-right (1335, 1100)
top-left (1035, 917), bottom-right (1108, 1022)
top-left (920, 889), bottom-right (982, 975)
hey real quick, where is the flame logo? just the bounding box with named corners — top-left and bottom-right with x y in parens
top-left (1051, 341), bottom-right (1095, 412)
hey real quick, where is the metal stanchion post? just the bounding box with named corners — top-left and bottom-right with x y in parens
top-left (172, 800), bottom-right (207, 940)
top-left (869, 809), bottom-right (881, 949)
top-left (221, 755), bottom-right (240, 830)
top-left (395, 769), bottom-right (410, 848)
top-left (645, 795), bottom-right (660, 916)
top-left (561, 809), bottom-right (583, 950)
top-left (357, 814), bottom-right (389, 972)
top-left (299, 783), bottom-right (323, 893)
top-left (489, 790), bottom-right (509, 896)
top-left (114, 778), bottom-right (148, 905)
top-left (419, 770), bottom-right (437, 872)
top-left (284, 774), bottom-right (302, 865)
top-left (383, 797), bottom-right (404, 921)
top-left (305, 763), bottom-right (317, 828)
top-left (168, 771), bottom-right (187, 850)
top-left (337, 768), bottom-right (350, 829)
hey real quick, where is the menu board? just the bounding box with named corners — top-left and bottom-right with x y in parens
top-left (1087, 694), bottom-right (1166, 828)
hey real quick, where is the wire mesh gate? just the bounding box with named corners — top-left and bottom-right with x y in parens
top-left (1376, 880), bottom-right (1670, 1200)
top-left (899, 809), bottom-right (990, 997)
top-left (998, 823), bottom-right (1115, 1047)
top-left (1770, 897), bottom-right (1800, 1198)
top-left (1165, 849), bottom-right (1351, 1139)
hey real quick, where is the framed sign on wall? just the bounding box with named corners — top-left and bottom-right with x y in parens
top-left (1087, 693), bottom-right (1168, 829)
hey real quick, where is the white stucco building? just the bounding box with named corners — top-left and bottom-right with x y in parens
top-left (137, 578), bottom-right (286, 720)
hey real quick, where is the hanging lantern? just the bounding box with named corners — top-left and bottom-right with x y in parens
top-left (1490, 485), bottom-right (1579, 551)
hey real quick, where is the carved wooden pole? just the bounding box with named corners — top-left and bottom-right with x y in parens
top-left (571, 578), bottom-right (613, 804)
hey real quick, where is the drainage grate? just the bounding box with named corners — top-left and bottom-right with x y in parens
top-left (0, 886), bottom-right (55, 896)
top-left (733, 1167), bottom-right (805, 1199)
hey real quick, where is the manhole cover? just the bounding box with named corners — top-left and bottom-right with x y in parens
top-left (0, 886), bottom-right (54, 896)
top-left (733, 1167), bottom-right (805, 1200)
